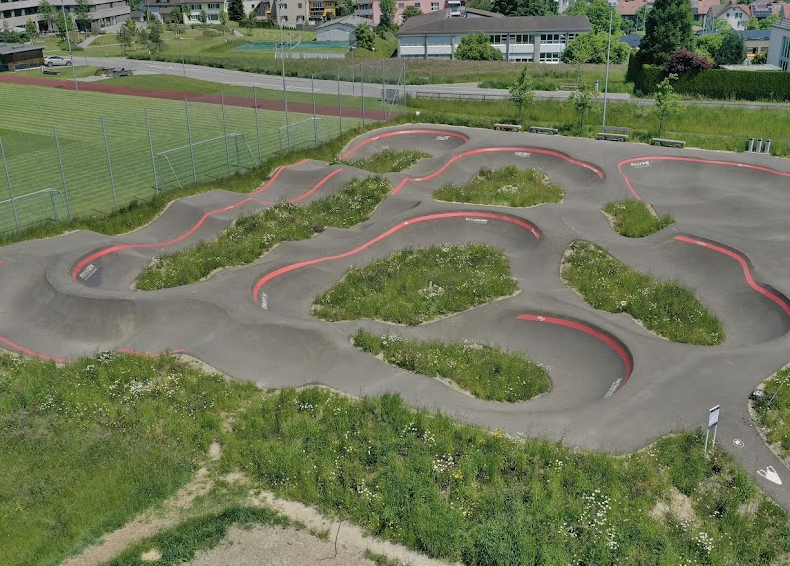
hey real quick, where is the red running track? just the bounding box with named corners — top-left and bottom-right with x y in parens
top-left (618, 156), bottom-right (790, 201)
top-left (71, 161), bottom-right (340, 281)
top-left (251, 211), bottom-right (540, 303)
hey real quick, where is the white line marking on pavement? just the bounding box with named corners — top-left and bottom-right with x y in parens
top-left (757, 465), bottom-right (783, 485)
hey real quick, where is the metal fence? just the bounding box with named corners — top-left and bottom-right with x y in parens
top-left (0, 60), bottom-right (406, 236)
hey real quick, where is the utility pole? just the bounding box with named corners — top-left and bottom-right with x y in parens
top-left (601, 7), bottom-right (613, 127)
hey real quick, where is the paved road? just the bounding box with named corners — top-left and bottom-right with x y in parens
top-left (1, 125), bottom-right (790, 509)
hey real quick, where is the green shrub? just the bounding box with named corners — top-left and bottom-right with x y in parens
top-left (603, 200), bottom-right (674, 237)
top-left (353, 330), bottom-right (550, 402)
top-left (562, 241), bottom-right (724, 345)
top-left (754, 365), bottom-right (790, 457)
top-left (313, 244), bottom-right (518, 325)
top-left (434, 166), bottom-right (563, 208)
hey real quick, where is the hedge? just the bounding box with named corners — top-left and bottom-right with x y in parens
top-left (628, 54), bottom-right (790, 101)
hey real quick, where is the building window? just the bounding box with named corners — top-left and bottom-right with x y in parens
top-left (207, 3), bottom-right (220, 8)
top-left (189, 4), bottom-right (200, 10)
top-left (431, 1), bottom-right (438, 9)
top-left (539, 51), bottom-right (561, 62)
top-left (414, 1), bottom-right (419, 5)
top-left (540, 33), bottom-right (564, 44)
top-left (208, 13), bottom-right (219, 19)
top-left (298, 2), bottom-right (302, 6)
top-left (398, 2), bottom-right (404, 6)
top-left (782, 36), bottom-right (790, 59)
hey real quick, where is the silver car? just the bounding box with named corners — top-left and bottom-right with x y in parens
top-left (44, 56), bottom-right (72, 67)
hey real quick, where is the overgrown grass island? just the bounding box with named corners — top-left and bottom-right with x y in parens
top-left (603, 200), bottom-right (675, 238)
top-left (434, 166), bottom-right (563, 208)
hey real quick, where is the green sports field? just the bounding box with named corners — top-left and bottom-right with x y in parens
top-left (0, 82), bottom-right (359, 235)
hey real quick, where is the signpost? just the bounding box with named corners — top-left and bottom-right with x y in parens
top-left (704, 405), bottom-right (720, 457)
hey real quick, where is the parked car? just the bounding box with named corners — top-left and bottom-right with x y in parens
top-left (44, 56), bottom-right (72, 67)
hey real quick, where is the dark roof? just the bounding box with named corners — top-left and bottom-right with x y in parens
top-left (619, 34), bottom-right (642, 48)
top-left (465, 7), bottom-right (504, 17)
top-left (707, 2), bottom-right (750, 19)
top-left (0, 42), bottom-right (45, 56)
top-left (740, 29), bottom-right (771, 39)
top-left (399, 14), bottom-right (591, 35)
top-left (316, 15), bottom-right (370, 28)
top-left (773, 17), bottom-right (790, 29)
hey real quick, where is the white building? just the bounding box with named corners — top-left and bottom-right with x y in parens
top-left (184, 1), bottom-right (227, 23)
top-left (767, 18), bottom-right (790, 70)
top-left (705, 2), bottom-right (750, 31)
top-left (0, 0), bottom-right (130, 32)
top-left (316, 15), bottom-right (370, 41)
top-left (398, 11), bottom-right (591, 63)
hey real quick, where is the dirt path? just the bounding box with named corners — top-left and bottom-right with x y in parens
top-left (0, 74), bottom-right (390, 120)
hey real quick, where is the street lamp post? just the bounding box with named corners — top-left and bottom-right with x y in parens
top-left (60, 0), bottom-right (78, 90)
top-left (601, 7), bottom-right (613, 127)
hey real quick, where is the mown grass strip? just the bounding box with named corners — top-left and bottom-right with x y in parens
top-left (0, 352), bottom-right (255, 566)
top-left (102, 505), bottom-right (295, 566)
top-left (220, 386), bottom-right (790, 565)
top-left (753, 365), bottom-right (790, 458)
top-left (344, 149), bottom-right (431, 173)
top-left (135, 176), bottom-right (391, 290)
top-left (603, 200), bottom-right (675, 238)
top-left (313, 244), bottom-right (518, 325)
top-left (434, 166), bottom-right (563, 208)
top-left (353, 329), bottom-right (550, 402)
top-left (562, 241), bottom-right (724, 345)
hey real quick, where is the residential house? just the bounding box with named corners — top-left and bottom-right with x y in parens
top-left (397, 11), bottom-right (591, 62)
top-left (356, 0), bottom-right (490, 25)
top-left (0, 0), bottom-right (130, 33)
top-left (750, 0), bottom-right (789, 21)
top-left (690, 0), bottom-right (719, 27)
top-left (184, 1), bottom-right (228, 23)
top-left (705, 1), bottom-right (750, 31)
top-left (741, 28), bottom-right (771, 58)
top-left (273, 0), bottom-right (334, 23)
top-left (316, 14), bottom-right (370, 40)
top-left (767, 17), bottom-right (790, 69)
top-left (615, 0), bottom-right (652, 27)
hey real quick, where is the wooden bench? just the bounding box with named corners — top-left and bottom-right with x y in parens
top-left (597, 126), bottom-right (630, 142)
top-left (493, 123), bottom-right (522, 132)
top-left (529, 126), bottom-right (559, 135)
top-left (559, 83), bottom-right (579, 90)
top-left (42, 69), bottom-right (60, 75)
top-left (652, 138), bottom-right (686, 148)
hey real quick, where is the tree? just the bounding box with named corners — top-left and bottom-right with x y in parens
top-left (55, 9), bottom-right (73, 40)
top-left (37, 0), bottom-right (58, 31)
top-left (25, 19), bottom-right (38, 41)
top-left (746, 16), bottom-right (760, 30)
top-left (492, 0), bottom-right (556, 16)
top-left (654, 74), bottom-right (681, 135)
top-left (467, 0), bottom-right (493, 10)
top-left (355, 24), bottom-right (376, 50)
top-left (634, 4), bottom-right (649, 31)
top-left (379, 0), bottom-right (396, 28)
top-left (663, 49), bottom-right (712, 73)
top-left (759, 13), bottom-right (780, 29)
top-left (752, 52), bottom-right (767, 64)
top-left (337, 0), bottom-right (356, 16)
top-left (717, 29), bottom-right (745, 64)
top-left (169, 6), bottom-right (183, 23)
top-left (637, 0), bottom-right (694, 65)
top-left (402, 5), bottom-right (423, 21)
top-left (509, 66), bottom-right (534, 121)
top-left (583, 0), bottom-right (622, 34)
top-left (148, 17), bottom-right (164, 51)
top-left (455, 32), bottom-right (503, 60)
top-left (561, 31), bottom-right (630, 64)
top-left (621, 19), bottom-right (635, 35)
top-left (228, 0), bottom-right (245, 21)
top-left (219, 10), bottom-right (229, 25)
top-left (181, 2), bottom-right (192, 22)
top-left (75, 0), bottom-right (91, 32)
top-left (117, 18), bottom-right (137, 53)
top-left (245, 10), bottom-right (256, 34)
top-left (569, 82), bottom-right (595, 126)
top-left (198, 9), bottom-right (208, 26)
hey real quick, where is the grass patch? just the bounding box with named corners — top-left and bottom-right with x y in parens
top-left (102, 505), bottom-right (295, 566)
top-left (434, 166), bottom-right (563, 208)
top-left (135, 176), bottom-right (391, 290)
top-left (313, 244), bottom-right (518, 325)
top-left (562, 241), bottom-right (724, 345)
top-left (345, 148), bottom-right (431, 173)
top-left (353, 329), bottom-right (550, 402)
top-left (220, 386), bottom-right (790, 565)
top-left (363, 549), bottom-right (412, 566)
top-left (603, 200), bottom-right (675, 238)
top-left (0, 352), bottom-right (254, 566)
top-left (753, 365), bottom-right (790, 458)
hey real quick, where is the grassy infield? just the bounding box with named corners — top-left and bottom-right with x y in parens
top-left (435, 165), bottom-right (563, 208)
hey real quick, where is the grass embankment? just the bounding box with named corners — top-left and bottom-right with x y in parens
top-left (434, 166), bottom-right (563, 208)
top-left (136, 176), bottom-right (391, 290)
top-left (103, 505), bottom-right (296, 566)
top-left (313, 244), bottom-right (518, 325)
top-left (353, 329), bottom-right (550, 402)
top-left (753, 365), bottom-right (790, 458)
top-left (344, 148), bottom-right (431, 173)
top-left (221, 387), bottom-right (790, 565)
top-left (0, 353), bottom-right (255, 566)
top-left (603, 200), bottom-right (675, 237)
top-left (408, 97), bottom-right (790, 157)
top-left (562, 241), bottom-right (724, 345)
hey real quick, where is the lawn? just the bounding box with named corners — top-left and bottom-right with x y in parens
top-left (562, 241), bottom-right (724, 345)
top-left (753, 364), bottom-right (790, 458)
top-left (0, 82), bottom-right (358, 236)
top-left (15, 64), bottom-right (103, 79)
top-left (434, 166), bottom-right (563, 208)
top-left (353, 329), bottom-right (550, 402)
top-left (313, 244), bottom-right (518, 325)
top-left (603, 200), bottom-right (675, 238)
top-left (135, 176), bottom-right (392, 290)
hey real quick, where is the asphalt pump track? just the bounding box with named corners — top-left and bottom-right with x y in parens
top-left (2, 125), bottom-right (790, 508)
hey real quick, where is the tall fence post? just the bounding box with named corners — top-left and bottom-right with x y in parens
top-left (381, 58), bottom-right (386, 115)
top-left (337, 68), bottom-right (342, 135)
top-left (253, 85), bottom-right (262, 163)
top-left (311, 73), bottom-right (318, 145)
top-left (185, 99), bottom-right (197, 184)
top-left (0, 137), bottom-right (20, 234)
top-left (282, 56), bottom-right (291, 150)
top-left (361, 63), bottom-right (365, 127)
top-left (52, 126), bottom-right (72, 220)
top-left (100, 117), bottom-right (119, 212)
top-left (351, 63), bottom-right (355, 97)
top-left (145, 109), bottom-right (159, 196)
top-left (221, 91), bottom-right (232, 175)
top-left (402, 57), bottom-right (407, 116)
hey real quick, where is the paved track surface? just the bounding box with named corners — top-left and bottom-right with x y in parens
top-left (2, 125), bottom-right (790, 508)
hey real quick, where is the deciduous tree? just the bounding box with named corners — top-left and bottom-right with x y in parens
top-left (37, 0), bottom-right (59, 32)
top-left (569, 82), bottom-right (595, 126)
top-left (117, 19), bottom-right (137, 53)
top-left (492, 0), bottom-right (556, 17)
top-left (455, 31), bottom-right (503, 60)
top-left (654, 73), bottom-right (681, 135)
top-left (509, 66), bottom-right (534, 121)
top-left (25, 19), bottom-right (38, 41)
top-left (355, 24), bottom-right (376, 50)
top-left (561, 31), bottom-right (630, 64)
top-left (74, 0), bottom-right (91, 32)
top-left (402, 5), bottom-right (422, 21)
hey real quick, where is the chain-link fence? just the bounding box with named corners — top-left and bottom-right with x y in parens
top-left (0, 59), bottom-right (407, 236)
